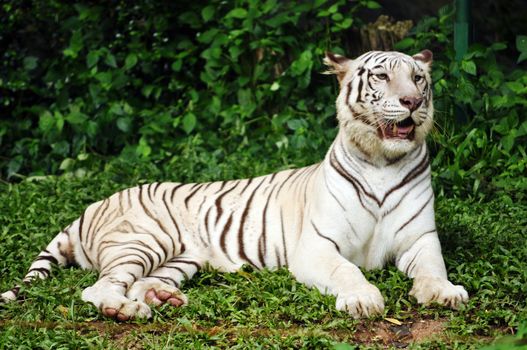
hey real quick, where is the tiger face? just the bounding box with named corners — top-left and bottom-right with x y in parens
top-left (325, 50), bottom-right (434, 162)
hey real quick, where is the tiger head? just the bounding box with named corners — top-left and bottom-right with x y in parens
top-left (324, 50), bottom-right (434, 162)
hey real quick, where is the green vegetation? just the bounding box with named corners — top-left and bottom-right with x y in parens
top-left (1, 0), bottom-right (526, 349)
top-left (1, 169), bottom-right (526, 349)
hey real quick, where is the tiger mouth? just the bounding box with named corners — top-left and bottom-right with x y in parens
top-left (378, 117), bottom-right (415, 140)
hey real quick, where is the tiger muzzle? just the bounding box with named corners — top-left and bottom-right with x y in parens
top-left (378, 116), bottom-right (415, 140)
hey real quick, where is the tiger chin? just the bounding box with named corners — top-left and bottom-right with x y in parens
top-left (1, 49), bottom-right (468, 321)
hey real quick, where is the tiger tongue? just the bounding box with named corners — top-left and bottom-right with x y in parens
top-left (382, 124), bottom-right (414, 139)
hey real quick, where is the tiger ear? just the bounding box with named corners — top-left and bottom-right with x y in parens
top-left (413, 49), bottom-right (433, 67)
top-left (323, 52), bottom-right (352, 83)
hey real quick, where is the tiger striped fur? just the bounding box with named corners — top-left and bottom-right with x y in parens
top-left (1, 50), bottom-right (468, 320)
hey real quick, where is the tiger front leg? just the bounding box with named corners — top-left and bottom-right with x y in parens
top-left (289, 236), bottom-right (384, 319)
top-left (396, 231), bottom-right (468, 309)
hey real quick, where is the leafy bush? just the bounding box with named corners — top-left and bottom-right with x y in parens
top-left (0, 0), bottom-right (379, 180)
top-left (1, 2), bottom-right (526, 200)
top-left (396, 6), bottom-right (527, 200)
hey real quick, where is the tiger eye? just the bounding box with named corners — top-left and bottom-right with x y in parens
top-left (376, 73), bottom-right (389, 81)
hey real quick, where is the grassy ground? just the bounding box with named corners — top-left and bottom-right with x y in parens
top-left (0, 163), bottom-right (526, 349)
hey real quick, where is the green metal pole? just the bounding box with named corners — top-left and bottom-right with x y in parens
top-left (454, 0), bottom-right (470, 61)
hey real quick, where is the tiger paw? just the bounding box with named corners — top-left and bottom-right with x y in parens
top-left (335, 284), bottom-right (385, 318)
top-left (101, 300), bottom-right (152, 321)
top-left (410, 276), bottom-right (468, 309)
top-left (127, 279), bottom-right (188, 308)
top-left (82, 286), bottom-right (152, 321)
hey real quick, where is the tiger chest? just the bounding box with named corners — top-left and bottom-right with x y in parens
top-left (321, 163), bottom-right (433, 270)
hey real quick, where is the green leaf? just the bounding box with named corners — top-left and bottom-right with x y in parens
top-left (461, 60), bottom-right (477, 75)
top-left (198, 29), bottom-right (219, 44)
top-left (39, 111), bottom-right (55, 134)
top-left (136, 137), bottom-right (151, 158)
top-left (23, 56), bottom-right (38, 70)
top-left (394, 38), bottom-right (415, 50)
top-left (331, 13), bottom-right (343, 21)
top-left (7, 156), bottom-right (23, 178)
top-left (86, 51), bottom-right (100, 68)
top-left (516, 35), bottom-right (527, 52)
top-left (66, 111), bottom-right (87, 125)
top-left (506, 81), bottom-right (524, 93)
top-left (338, 18), bottom-right (353, 29)
top-left (501, 133), bottom-right (516, 152)
top-left (124, 53), bottom-right (138, 70)
top-left (63, 30), bottom-right (83, 58)
top-left (366, 1), bottom-right (381, 9)
top-left (201, 5), bottom-right (215, 22)
top-left (182, 113), bottom-right (197, 134)
top-left (226, 8), bottom-right (247, 19)
top-left (171, 60), bottom-right (182, 72)
top-left (290, 50), bottom-right (313, 76)
top-left (117, 117), bottom-right (132, 133)
top-left (59, 158), bottom-right (75, 171)
top-left (270, 81), bottom-right (280, 91)
top-left (518, 52), bottom-right (527, 64)
top-left (105, 53), bottom-right (117, 68)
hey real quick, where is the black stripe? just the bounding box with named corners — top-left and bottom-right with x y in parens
top-left (163, 265), bottom-right (189, 280)
top-left (237, 178), bottom-right (266, 267)
top-left (168, 259), bottom-right (201, 270)
top-left (356, 70), bottom-right (365, 102)
top-left (153, 182), bottom-right (162, 196)
top-left (161, 190), bottom-right (183, 254)
top-left (149, 275), bottom-right (180, 287)
top-left (382, 174), bottom-right (430, 218)
top-left (28, 267), bottom-right (50, 277)
top-left (329, 150), bottom-right (378, 218)
top-left (346, 80), bottom-right (353, 104)
top-left (78, 214), bottom-right (95, 267)
top-left (381, 147), bottom-right (429, 205)
top-left (311, 221), bottom-right (341, 254)
top-left (274, 168), bottom-right (301, 200)
top-left (184, 183), bottom-right (205, 209)
top-left (117, 190), bottom-right (125, 216)
top-left (103, 259), bottom-right (146, 276)
top-left (279, 207), bottom-right (288, 266)
top-left (214, 181), bottom-right (227, 194)
top-left (88, 199), bottom-right (111, 249)
top-left (395, 193), bottom-right (434, 235)
top-left (324, 174), bottom-right (346, 211)
top-left (239, 178), bottom-right (254, 194)
top-left (35, 255), bottom-right (59, 265)
top-left (204, 206), bottom-right (213, 244)
top-left (214, 182), bottom-right (239, 225)
top-left (335, 146), bottom-right (379, 204)
top-left (138, 186), bottom-right (170, 257)
top-left (170, 183), bottom-right (186, 202)
top-left (219, 215), bottom-right (235, 263)
top-left (258, 184), bottom-right (275, 268)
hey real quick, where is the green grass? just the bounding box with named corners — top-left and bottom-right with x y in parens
top-left (0, 161), bottom-right (526, 349)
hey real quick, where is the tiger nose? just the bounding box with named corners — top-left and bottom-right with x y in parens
top-left (399, 96), bottom-right (423, 112)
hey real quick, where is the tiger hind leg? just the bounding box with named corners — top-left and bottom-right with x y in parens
top-left (126, 256), bottom-right (202, 308)
top-left (1, 229), bottom-right (75, 303)
top-left (80, 240), bottom-right (170, 321)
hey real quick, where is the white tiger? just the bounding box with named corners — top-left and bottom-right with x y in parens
top-left (1, 50), bottom-right (468, 320)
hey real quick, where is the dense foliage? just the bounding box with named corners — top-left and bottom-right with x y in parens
top-left (1, 1), bottom-right (526, 200)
